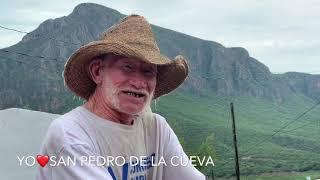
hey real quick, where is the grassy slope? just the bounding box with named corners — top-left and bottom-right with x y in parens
top-left (243, 171), bottom-right (320, 180)
top-left (215, 171), bottom-right (320, 180)
top-left (152, 92), bottom-right (320, 176)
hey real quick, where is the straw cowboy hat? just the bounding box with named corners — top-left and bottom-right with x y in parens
top-left (63, 14), bottom-right (189, 100)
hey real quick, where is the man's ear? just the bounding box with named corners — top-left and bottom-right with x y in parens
top-left (88, 59), bottom-right (105, 84)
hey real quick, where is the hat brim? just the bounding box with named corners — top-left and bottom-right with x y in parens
top-left (63, 40), bottom-right (188, 100)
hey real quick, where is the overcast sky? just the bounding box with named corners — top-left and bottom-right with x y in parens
top-left (1, 0), bottom-right (319, 74)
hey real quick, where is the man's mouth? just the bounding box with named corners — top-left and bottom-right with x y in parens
top-left (122, 90), bottom-right (147, 98)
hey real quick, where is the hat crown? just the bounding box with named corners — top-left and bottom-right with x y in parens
top-left (64, 14), bottom-right (188, 100)
top-left (101, 15), bottom-right (160, 51)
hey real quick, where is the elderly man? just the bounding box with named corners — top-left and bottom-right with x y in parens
top-left (36, 15), bottom-right (205, 180)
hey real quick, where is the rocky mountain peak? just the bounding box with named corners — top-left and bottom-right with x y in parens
top-left (70, 3), bottom-right (122, 19)
top-left (0, 3), bottom-right (319, 113)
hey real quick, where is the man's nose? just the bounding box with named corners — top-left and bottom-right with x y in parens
top-left (129, 73), bottom-right (147, 89)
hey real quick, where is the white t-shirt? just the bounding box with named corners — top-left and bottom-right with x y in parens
top-left (36, 106), bottom-right (205, 180)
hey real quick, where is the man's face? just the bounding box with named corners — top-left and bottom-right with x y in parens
top-left (98, 56), bottom-right (157, 115)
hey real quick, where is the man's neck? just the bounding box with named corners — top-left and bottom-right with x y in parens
top-left (84, 96), bottom-right (135, 125)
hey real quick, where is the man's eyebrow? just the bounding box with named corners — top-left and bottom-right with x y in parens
top-left (144, 63), bottom-right (157, 69)
top-left (122, 60), bottom-right (132, 64)
top-left (116, 58), bottom-right (132, 64)
top-left (146, 66), bottom-right (157, 71)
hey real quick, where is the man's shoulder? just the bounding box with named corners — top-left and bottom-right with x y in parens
top-left (152, 113), bottom-right (173, 131)
top-left (48, 107), bottom-right (82, 134)
top-left (153, 113), bottom-right (166, 122)
top-left (41, 107), bottom-right (93, 154)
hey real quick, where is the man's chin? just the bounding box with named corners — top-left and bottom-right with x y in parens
top-left (116, 97), bottom-right (152, 115)
top-left (118, 105), bottom-right (145, 115)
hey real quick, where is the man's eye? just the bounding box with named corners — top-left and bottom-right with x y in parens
top-left (144, 70), bottom-right (155, 77)
top-left (123, 65), bottom-right (132, 71)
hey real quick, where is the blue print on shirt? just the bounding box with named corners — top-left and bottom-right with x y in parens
top-left (107, 153), bottom-right (155, 180)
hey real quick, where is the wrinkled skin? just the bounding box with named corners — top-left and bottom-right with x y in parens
top-left (84, 55), bottom-right (157, 125)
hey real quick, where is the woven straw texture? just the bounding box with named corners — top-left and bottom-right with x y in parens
top-left (63, 15), bottom-right (189, 100)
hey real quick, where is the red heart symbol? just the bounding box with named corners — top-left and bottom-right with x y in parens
top-left (36, 155), bottom-right (49, 167)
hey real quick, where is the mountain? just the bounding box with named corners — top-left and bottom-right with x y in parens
top-left (0, 3), bottom-right (124, 113)
top-left (0, 3), bottom-right (319, 113)
top-left (156, 91), bottom-right (320, 176)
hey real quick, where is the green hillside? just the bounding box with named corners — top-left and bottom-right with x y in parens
top-left (152, 92), bottom-right (320, 177)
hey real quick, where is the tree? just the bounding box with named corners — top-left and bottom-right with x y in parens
top-left (196, 133), bottom-right (216, 170)
top-left (169, 119), bottom-right (186, 148)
